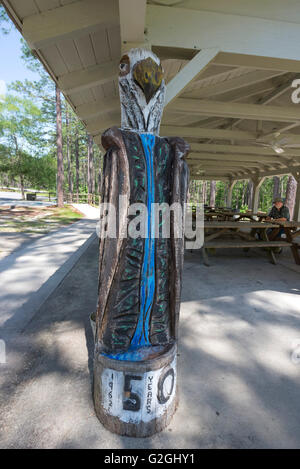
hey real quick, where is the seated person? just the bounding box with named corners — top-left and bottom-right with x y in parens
top-left (265, 197), bottom-right (290, 242)
top-left (266, 197), bottom-right (290, 223)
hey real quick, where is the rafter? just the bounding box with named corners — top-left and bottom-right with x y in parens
top-left (191, 171), bottom-right (247, 179)
top-left (22, 0), bottom-right (119, 50)
top-left (187, 152), bottom-right (284, 164)
top-left (184, 80), bottom-right (276, 102)
top-left (86, 114), bottom-right (120, 134)
top-left (166, 99), bottom-right (300, 123)
top-left (76, 97), bottom-right (120, 120)
top-left (165, 48), bottom-right (219, 106)
top-left (189, 143), bottom-right (300, 158)
top-left (146, 5), bottom-right (300, 64)
top-left (258, 130), bottom-right (300, 145)
top-left (214, 52), bottom-right (300, 73)
top-left (231, 74), bottom-right (300, 129)
top-left (231, 166), bottom-right (300, 179)
top-left (183, 70), bottom-right (286, 100)
top-left (188, 161), bottom-right (266, 170)
top-left (58, 60), bottom-right (118, 94)
top-left (160, 126), bottom-right (256, 141)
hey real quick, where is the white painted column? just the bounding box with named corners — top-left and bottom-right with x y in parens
top-left (227, 179), bottom-right (236, 208)
top-left (251, 177), bottom-right (264, 213)
top-left (119, 0), bottom-right (148, 53)
top-left (293, 171), bottom-right (300, 222)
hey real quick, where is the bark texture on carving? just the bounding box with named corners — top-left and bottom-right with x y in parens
top-left (95, 128), bottom-right (189, 360)
top-left (95, 48), bottom-right (190, 361)
top-left (93, 48), bottom-right (189, 436)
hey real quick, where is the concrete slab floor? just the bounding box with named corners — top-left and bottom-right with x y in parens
top-left (0, 241), bottom-right (300, 448)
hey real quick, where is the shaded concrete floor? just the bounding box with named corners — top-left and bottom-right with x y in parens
top-left (0, 242), bottom-right (300, 448)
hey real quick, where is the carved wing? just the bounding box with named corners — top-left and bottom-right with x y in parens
top-left (167, 137), bottom-right (190, 340)
top-left (96, 127), bottom-right (130, 344)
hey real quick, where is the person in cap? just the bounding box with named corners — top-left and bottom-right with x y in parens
top-left (265, 197), bottom-right (290, 248)
top-left (266, 197), bottom-right (290, 223)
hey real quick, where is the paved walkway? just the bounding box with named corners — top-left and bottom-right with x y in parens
top-left (71, 203), bottom-right (99, 219)
top-left (0, 191), bottom-right (55, 207)
top-left (1, 243), bottom-right (300, 448)
top-left (0, 218), bottom-right (97, 337)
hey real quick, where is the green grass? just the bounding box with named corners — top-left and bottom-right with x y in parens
top-left (0, 205), bottom-right (83, 233)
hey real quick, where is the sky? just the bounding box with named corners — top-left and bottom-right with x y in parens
top-left (0, 24), bottom-right (41, 95)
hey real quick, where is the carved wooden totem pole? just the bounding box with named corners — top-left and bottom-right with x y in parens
top-left (93, 48), bottom-right (189, 437)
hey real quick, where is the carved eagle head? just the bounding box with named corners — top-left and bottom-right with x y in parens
top-left (118, 48), bottom-right (165, 135)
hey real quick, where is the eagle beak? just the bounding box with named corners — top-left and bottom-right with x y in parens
top-left (133, 57), bottom-right (163, 104)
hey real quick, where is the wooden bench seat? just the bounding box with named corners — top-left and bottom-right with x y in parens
top-left (204, 241), bottom-right (291, 248)
top-left (202, 240), bottom-right (292, 266)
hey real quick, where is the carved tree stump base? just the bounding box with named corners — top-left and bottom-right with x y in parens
top-left (93, 344), bottom-right (178, 437)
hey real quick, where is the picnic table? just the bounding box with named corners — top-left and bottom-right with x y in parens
top-left (266, 220), bottom-right (300, 265)
top-left (232, 211), bottom-right (267, 222)
top-left (202, 220), bottom-right (293, 266)
top-left (203, 209), bottom-right (268, 222)
top-left (204, 209), bottom-right (236, 221)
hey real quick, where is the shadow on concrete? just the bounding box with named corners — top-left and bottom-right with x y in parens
top-left (1, 241), bottom-right (300, 448)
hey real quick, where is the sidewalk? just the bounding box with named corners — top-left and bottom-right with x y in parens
top-left (0, 191), bottom-right (55, 207)
top-left (0, 218), bottom-right (97, 336)
top-left (71, 203), bottom-right (99, 219)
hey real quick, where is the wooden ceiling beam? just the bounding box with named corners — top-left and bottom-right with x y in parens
top-left (22, 0), bottom-right (119, 50)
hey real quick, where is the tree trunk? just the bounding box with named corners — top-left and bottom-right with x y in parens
top-left (66, 106), bottom-right (73, 198)
top-left (273, 176), bottom-right (281, 200)
top-left (87, 134), bottom-right (94, 203)
top-left (246, 180), bottom-right (253, 208)
top-left (56, 85), bottom-right (64, 208)
top-left (75, 131), bottom-right (79, 201)
top-left (13, 136), bottom-right (25, 200)
top-left (202, 181), bottom-right (207, 204)
top-left (209, 180), bottom-right (216, 207)
top-left (190, 180), bottom-right (196, 203)
top-left (285, 175), bottom-right (297, 219)
top-left (20, 174), bottom-right (25, 200)
top-left (98, 157), bottom-right (102, 195)
top-left (83, 160), bottom-right (87, 193)
top-left (93, 344), bottom-right (177, 437)
top-left (242, 180), bottom-right (247, 206)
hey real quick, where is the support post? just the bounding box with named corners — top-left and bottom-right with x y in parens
top-left (119, 0), bottom-right (148, 54)
top-left (251, 176), bottom-right (264, 213)
top-left (292, 170), bottom-right (300, 221)
top-left (227, 179), bottom-right (236, 208)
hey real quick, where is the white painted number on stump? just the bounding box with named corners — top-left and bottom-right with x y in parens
top-left (101, 358), bottom-right (176, 423)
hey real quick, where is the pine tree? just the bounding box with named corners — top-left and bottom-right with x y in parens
top-left (285, 175), bottom-right (297, 219)
top-left (56, 85), bottom-right (64, 207)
